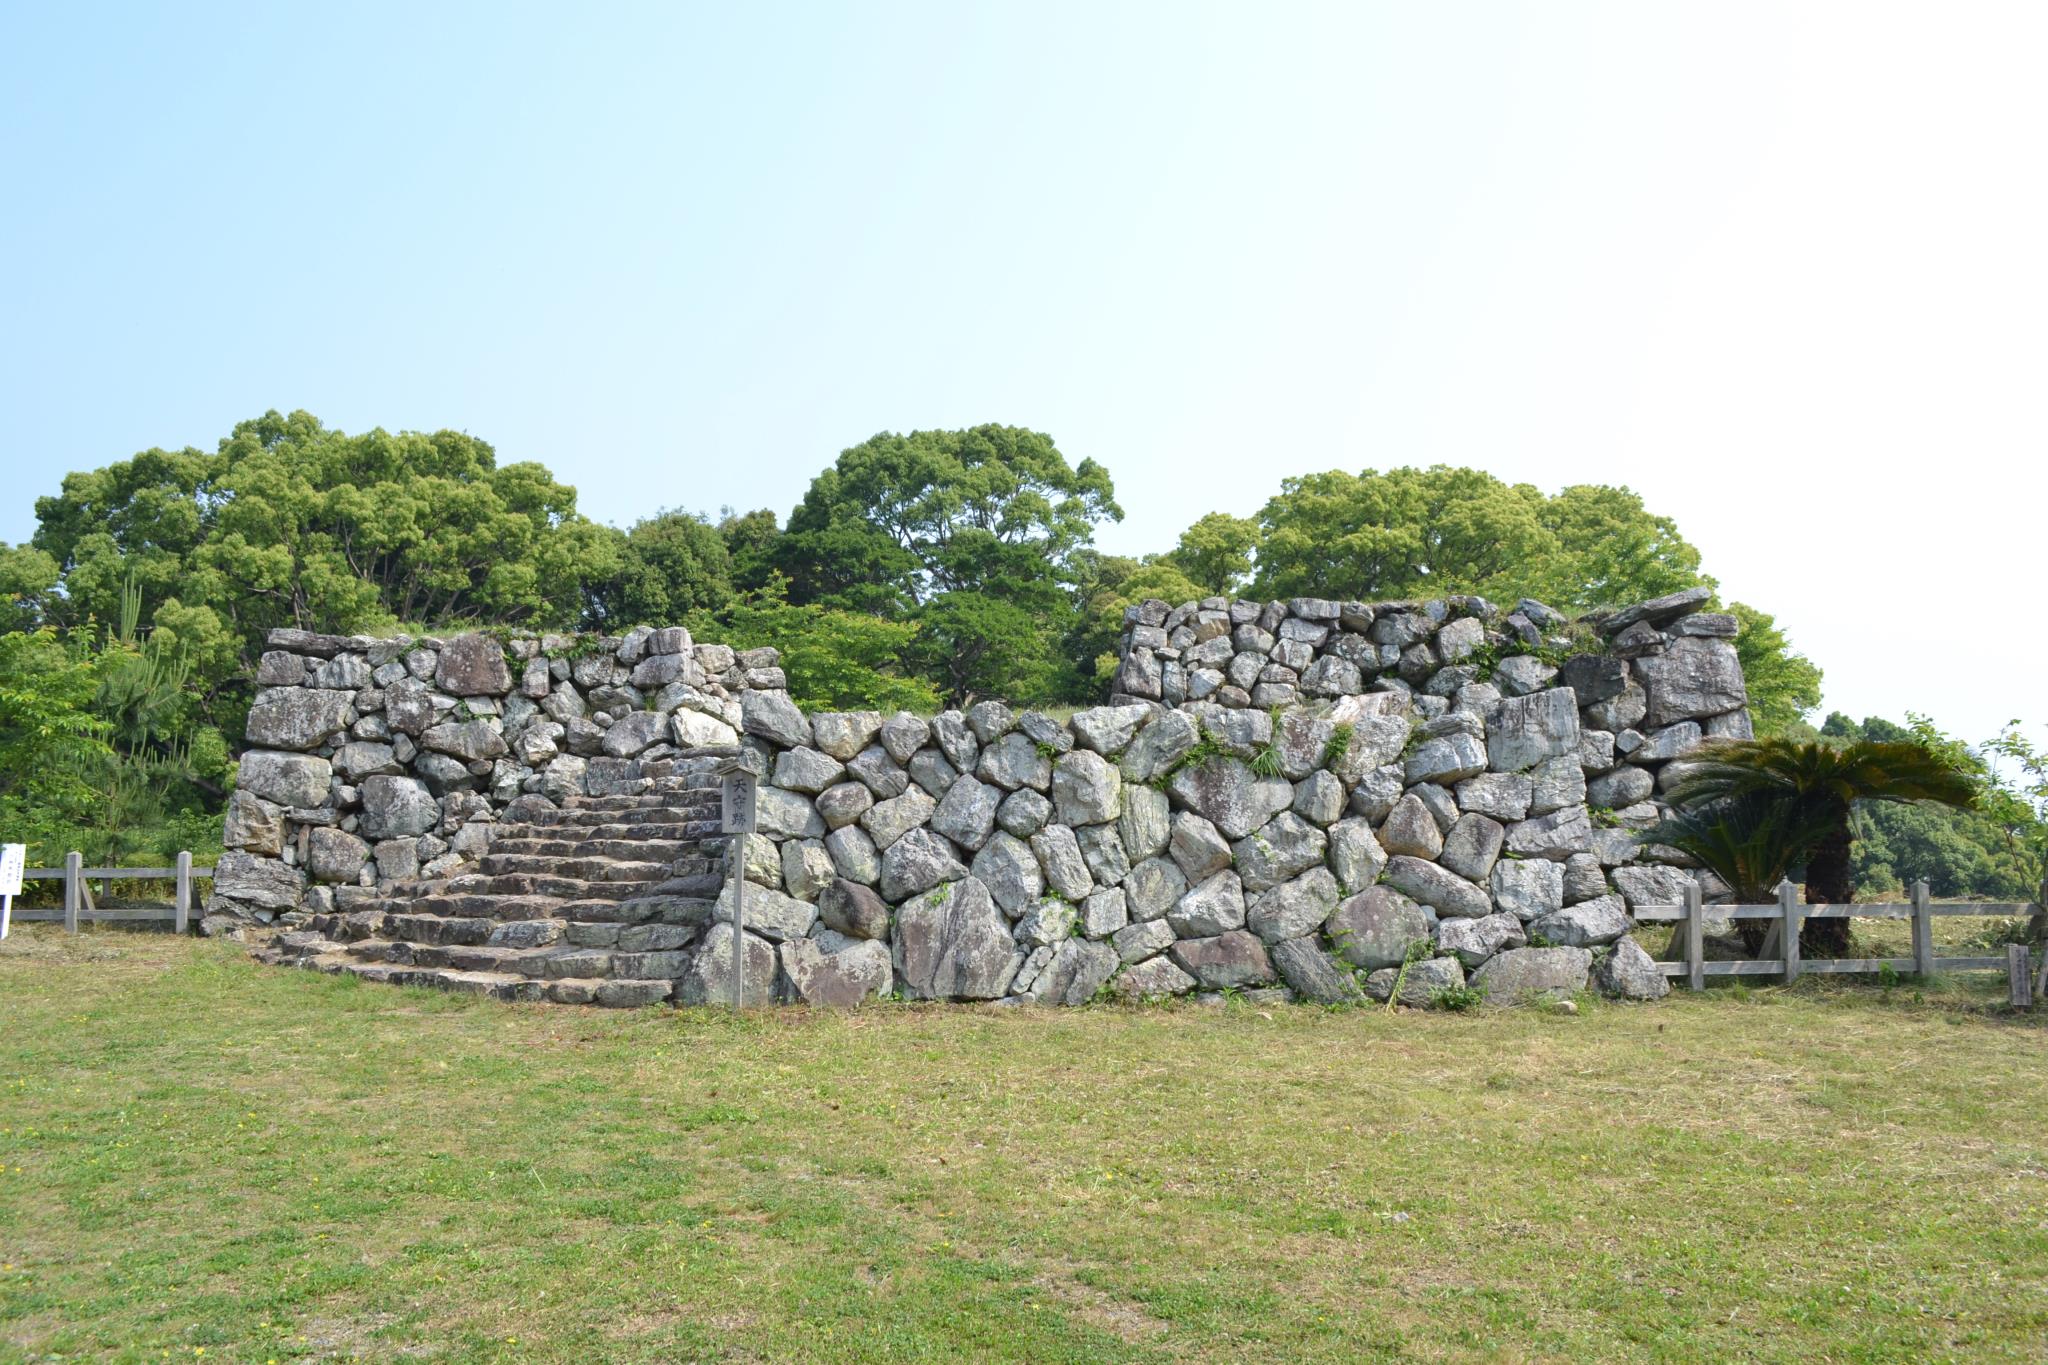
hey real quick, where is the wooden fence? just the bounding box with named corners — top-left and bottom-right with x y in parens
top-left (10, 852), bottom-right (213, 934)
top-left (1636, 877), bottom-right (2048, 1006)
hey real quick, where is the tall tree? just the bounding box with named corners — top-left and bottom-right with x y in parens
top-left (30, 411), bottom-right (621, 723)
top-left (774, 425), bottom-right (1121, 704)
top-left (589, 509), bottom-right (733, 627)
top-left (1247, 466), bottom-right (1705, 611)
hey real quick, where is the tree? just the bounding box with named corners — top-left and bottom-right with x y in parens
top-left (1246, 466), bottom-right (1706, 612)
top-left (1667, 737), bottom-right (1979, 954)
top-left (1164, 513), bottom-right (1259, 597)
top-left (717, 507), bottom-right (782, 595)
top-left (1732, 604), bottom-right (1823, 736)
top-left (689, 578), bottom-right (939, 712)
top-left (589, 509), bottom-right (733, 627)
top-left (30, 411), bottom-right (621, 734)
top-left (1066, 552), bottom-right (1209, 689)
top-left (0, 628), bottom-right (112, 865)
top-left (1821, 714), bottom-right (2037, 900)
top-left (774, 425), bottom-right (1121, 704)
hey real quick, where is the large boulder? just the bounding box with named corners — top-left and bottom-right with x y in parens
top-left (1169, 930), bottom-right (1275, 989)
top-left (306, 827), bottom-right (370, 884)
top-left (977, 734), bottom-right (1053, 792)
top-left (714, 879), bottom-right (820, 943)
top-left (1052, 751), bottom-right (1122, 826)
top-left (1470, 946), bottom-right (1591, 1002)
top-left (1325, 886), bottom-right (1432, 969)
top-left (671, 710), bottom-right (740, 748)
top-left (1437, 913), bottom-right (1527, 968)
top-left (1270, 936), bottom-right (1366, 1004)
top-left (741, 690), bottom-right (812, 749)
top-left (1437, 813), bottom-right (1506, 883)
top-left (1377, 794), bottom-right (1444, 859)
top-left (930, 776), bottom-right (1001, 851)
top-left (212, 850), bottom-right (304, 910)
top-left (1017, 938), bottom-right (1119, 1005)
top-left (1528, 894), bottom-right (1630, 947)
top-left (1382, 856), bottom-right (1492, 919)
top-left (779, 937), bottom-right (893, 1007)
top-left (810, 711), bottom-right (885, 762)
top-left (1634, 636), bottom-right (1747, 727)
top-left (1030, 825), bottom-right (1095, 901)
top-left (237, 750), bottom-right (333, 808)
top-left (1593, 938), bottom-right (1671, 1000)
top-left (434, 634), bottom-right (514, 696)
top-left (244, 687), bottom-right (352, 751)
top-left (1118, 785), bottom-right (1171, 861)
top-left (424, 719), bottom-right (509, 763)
top-left (1168, 756), bottom-right (1289, 840)
top-left (895, 877), bottom-right (1023, 1000)
top-left (676, 924), bottom-right (779, 1007)
top-left (1611, 865), bottom-right (1699, 912)
top-left (1111, 954), bottom-right (1197, 1000)
top-left (359, 775), bottom-right (439, 839)
top-left (1119, 709), bottom-right (1198, 783)
top-left (1246, 867), bottom-right (1341, 943)
top-left (1505, 806), bottom-right (1593, 860)
top-left (818, 878), bottom-right (891, 939)
top-left (222, 790), bottom-right (285, 855)
top-left (1169, 870), bottom-right (1248, 937)
top-left (1231, 812), bottom-right (1327, 892)
top-left (772, 747), bottom-right (846, 794)
top-left (879, 829), bottom-right (968, 902)
top-left (1405, 733), bottom-right (1487, 786)
top-left (1491, 859), bottom-right (1566, 921)
top-left (970, 832), bottom-right (1044, 913)
top-left (1070, 705), bottom-right (1152, 756)
top-left (1325, 817), bottom-right (1388, 894)
top-left (860, 787), bottom-right (935, 849)
top-left (1485, 689), bottom-right (1581, 773)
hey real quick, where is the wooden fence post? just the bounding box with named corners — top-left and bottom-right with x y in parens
top-left (2008, 944), bottom-right (2034, 1009)
top-left (174, 850), bottom-right (192, 935)
top-left (1778, 879), bottom-right (1802, 981)
top-left (1685, 881), bottom-right (1705, 992)
top-left (63, 851), bottom-right (81, 934)
top-left (1911, 879), bottom-right (1934, 977)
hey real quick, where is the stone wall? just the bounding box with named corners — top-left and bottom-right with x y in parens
top-left (205, 624), bottom-right (783, 935)
top-left (718, 583), bottom-right (1737, 1006)
top-left (228, 584), bottom-right (1752, 1006)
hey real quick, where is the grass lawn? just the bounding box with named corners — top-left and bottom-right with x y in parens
top-left (2, 927), bottom-right (2046, 1362)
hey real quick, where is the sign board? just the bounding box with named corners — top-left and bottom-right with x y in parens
top-left (0, 844), bottom-right (22, 897)
top-left (720, 772), bottom-right (757, 835)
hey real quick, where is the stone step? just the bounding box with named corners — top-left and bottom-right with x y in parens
top-left (476, 854), bottom-right (673, 882)
top-left (540, 803), bottom-right (718, 827)
top-left (492, 820), bottom-right (716, 843)
top-left (303, 952), bottom-right (674, 1007)
top-left (382, 913), bottom-right (498, 946)
top-left (556, 893), bottom-right (716, 925)
top-left (442, 875), bottom-right (634, 908)
top-left (486, 837), bottom-right (704, 862)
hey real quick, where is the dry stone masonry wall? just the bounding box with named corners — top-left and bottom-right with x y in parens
top-left (209, 624), bottom-right (781, 935)
top-left (241, 586), bottom-right (1751, 1008)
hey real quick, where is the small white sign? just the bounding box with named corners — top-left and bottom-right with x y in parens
top-left (0, 844), bottom-right (23, 897)
top-left (720, 773), bottom-right (757, 835)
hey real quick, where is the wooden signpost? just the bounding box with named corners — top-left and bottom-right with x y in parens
top-left (718, 761), bottom-right (758, 1010)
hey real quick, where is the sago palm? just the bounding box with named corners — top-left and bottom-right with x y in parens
top-left (1666, 738), bottom-right (1979, 953)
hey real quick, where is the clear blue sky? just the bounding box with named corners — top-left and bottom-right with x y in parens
top-left (3, 3), bottom-right (2042, 743)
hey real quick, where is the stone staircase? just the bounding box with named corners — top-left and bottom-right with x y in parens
top-left (258, 765), bottom-right (731, 1006)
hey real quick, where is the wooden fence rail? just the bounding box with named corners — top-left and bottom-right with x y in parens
top-left (11, 851), bottom-right (213, 934)
top-left (1636, 877), bottom-right (2047, 1005)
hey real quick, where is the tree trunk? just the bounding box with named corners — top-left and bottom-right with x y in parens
top-left (1801, 811), bottom-right (1855, 956)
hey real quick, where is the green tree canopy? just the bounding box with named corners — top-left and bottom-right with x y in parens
top-left (29, 411), bottom-right (620, 702)
top-left (1245, 466), bottom-right (1703, 611)
top-left (773, 425), bottom-right (1122, 704)
top-left (589, 509), bottom-right (733, 627)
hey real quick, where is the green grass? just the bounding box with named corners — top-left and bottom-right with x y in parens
top-left (2, 928), bottom-right (2047, 1362)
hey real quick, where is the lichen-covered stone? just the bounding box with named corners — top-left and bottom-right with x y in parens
top-left (895, 877), bottom-right (1023, 1000)
top-left (1363, 955), bottom-right (1466, 1007)
top-left (433, 634), bottom-right (514, 696)
top-left (1527, 894), bottom-right (1630, 947)
top-left (245, 687), bottom-right (353, 751)
top-left (1470, 946), bottom-right (1591, 1002)
top-left (1247, 866), bottom-right (1341, 943)
top-left (1270, 936), bottom-right (1366, 1004)
top-left (1169, 869), bottom-right (1247, 937)
top-left (1170, 930), bottom-right (1275, 988)
top-left (1383, 855), bottom-right (1492, 919)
